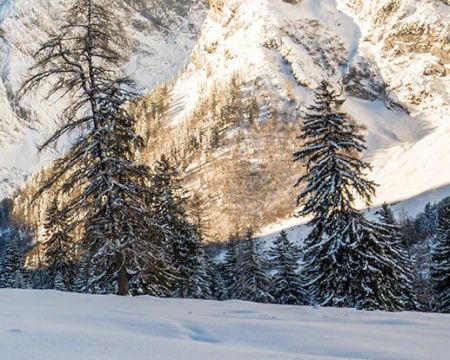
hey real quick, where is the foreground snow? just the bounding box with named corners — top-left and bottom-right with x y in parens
top-left (0, 290), bottom-right (448, 360)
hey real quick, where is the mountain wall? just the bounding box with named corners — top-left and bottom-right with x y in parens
top-left (1, 0), bottom-right (449, 240)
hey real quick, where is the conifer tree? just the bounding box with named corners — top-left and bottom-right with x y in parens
top-left (210, 125), bottom-right (222, 149)
top-left (43, 197), bottom-right (76, 290)
top-left (231, 230), bottom-right (273, 303)
top-left (247, 96), bottom-right (259, 125)
top-left (170, 232), bottom-right (211, 299)
top-left (430, 202), bottom-right (450, 313)
top-left (208, 260), bottom-right (228, 300)
top-left (294, 81), bottom-right (406, 311)
top-left (269, 231), bottom-right (307, 305)
top-left (81, 88), bottom-right (171, 295)
top-left (53, 271), bottom-right (67, 292)
top-left (418, 202), bottom-right (438, 237)
top-left (14, 270), bottom-right (25, 289)
top-left (74, 253), bottom-right (92, 293)
top-left (223, 233), bottom-right (241, 296)
top-left (21, 0), bottom-right (170, 295)
top-left (27, 268), bottom-right (49, 290)
top-left (149, 156), bottom-right (210, 299)
top-left (0, 241), bottom-right (23, 288)
top-left (377, 203), bottom-right (416, 310)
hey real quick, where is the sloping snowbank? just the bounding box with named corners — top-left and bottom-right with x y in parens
top-left (0, 290), bottom-right (448, 360)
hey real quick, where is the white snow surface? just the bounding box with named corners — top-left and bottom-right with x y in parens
top-left (0, 289), bottom-right (449, 360)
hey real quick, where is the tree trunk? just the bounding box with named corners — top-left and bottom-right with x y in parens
top-left (117, 253), bottom-right (129, 296)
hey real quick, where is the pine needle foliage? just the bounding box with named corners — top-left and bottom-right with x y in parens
top-left (295, 81), bottom-right (410, 311)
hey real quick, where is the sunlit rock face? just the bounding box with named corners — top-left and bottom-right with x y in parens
top-left (339, 0), bottom-right (449, 121)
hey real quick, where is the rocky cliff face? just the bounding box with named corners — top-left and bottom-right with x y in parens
top-left (340, 0), bottom-right (449, 122)
top-left (2, 0), bottom-right (450, 240)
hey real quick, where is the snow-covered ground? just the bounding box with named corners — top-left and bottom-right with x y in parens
top-left (0, 290), bottom-right (449, 360)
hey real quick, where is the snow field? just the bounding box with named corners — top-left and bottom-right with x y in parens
top-left (0, 290), bottom-right (449, 360)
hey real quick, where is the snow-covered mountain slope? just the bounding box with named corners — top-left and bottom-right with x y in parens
top-left (129, 0), bottom-right (449, 238)
top-left (337, 0), bottom-right (450, 210)
top-left (1, 289), bottom-right (449, 360)
top-left (172, 0), bottom-right (448, 128)
top-left (219, 0), bottom-right (446, 203)
top-left (0, 0), bottom-right (208, 197)
top-left (2, 0), bottom-right (450, 239)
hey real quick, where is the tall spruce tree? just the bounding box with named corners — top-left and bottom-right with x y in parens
top-left (294, 80), bottom-right (407, 311)
top-left (430, 202), bottom-right (450, 313)
top-left (43, 197), bottom-right (76, 290)
top-left (149, 156), bottom-right (210, 299)
top-left (81, 86), bottom-right (172, 295)
top-left (377, 203), bottom-right (416, 310)
top-left (0, 241), bottom-right (23, 288)
top-left (21, 0), bottom-right (170, 295)
top-left (231, 230), bottom-right (273, 303)
top-left (269, 231), bottom-right (307, 305)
